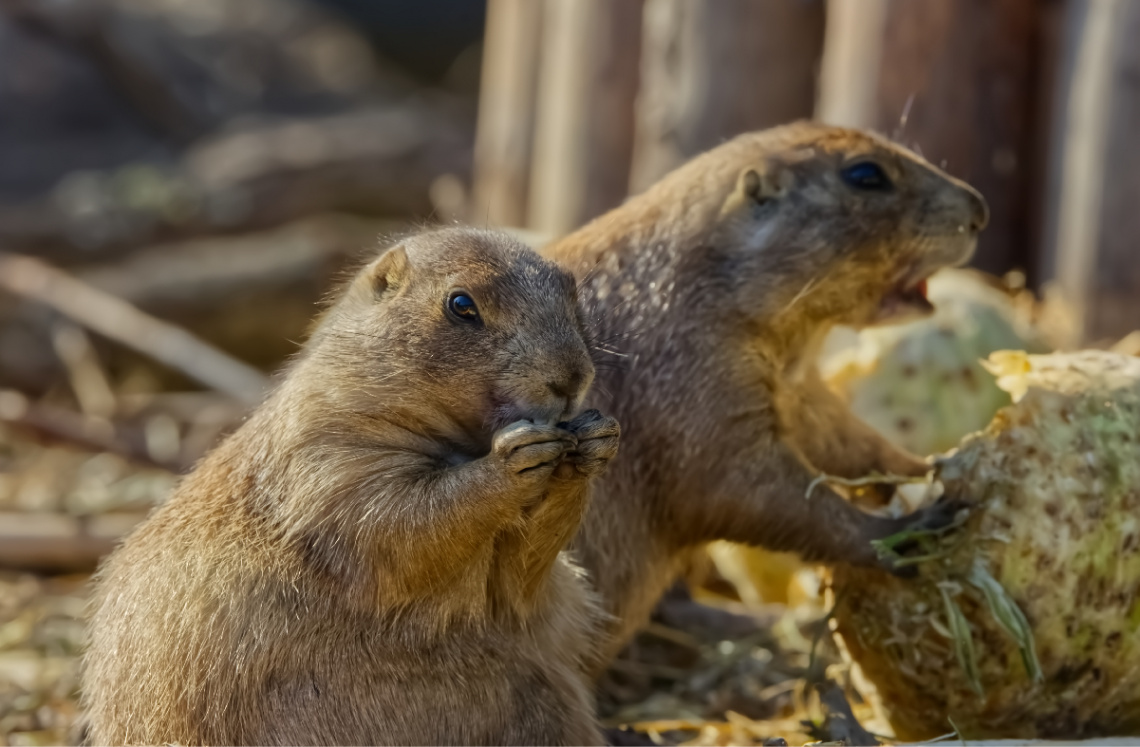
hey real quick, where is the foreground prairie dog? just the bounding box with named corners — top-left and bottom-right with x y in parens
top-left (544, 121), bottom-right (989, 667)
top-left (82, 228), bottom-right (619, 745)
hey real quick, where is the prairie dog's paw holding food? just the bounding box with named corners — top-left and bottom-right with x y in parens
top-left (871, 496), bottom-right (969, 577)
top-left (555, 409), bottom-right (621, 479)
top-left (492, 420), bottom-right (576, 479)
top-left (904, 495), bottom-right (969, 533)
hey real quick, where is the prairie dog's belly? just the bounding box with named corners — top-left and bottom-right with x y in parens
top-left (291, 630), bottom-right (598, 745)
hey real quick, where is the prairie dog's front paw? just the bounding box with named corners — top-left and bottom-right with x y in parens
top-left (492, 420), bottom-right (576, 479)
top-left (556, 409), bottom-right (620, 478)
top-left (871, 497), bottom-right (970, 577)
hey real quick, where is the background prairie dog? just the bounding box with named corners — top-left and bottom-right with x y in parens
top-left (545, 121), bottom-right (989, 668)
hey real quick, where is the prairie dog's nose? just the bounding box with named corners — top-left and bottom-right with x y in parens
top-left (965, 184), bottom-right (989, 233)
top-left (547, 370), bottom-right (586, 402)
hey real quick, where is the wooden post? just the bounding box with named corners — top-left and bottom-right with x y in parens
top-left (629, 0), bottom-right (826, 194)
top-left (527, 0), bottom-right (644, 237)
top-left (816, 0), bottom-right (889, 128)
top-left (470, 0), bottom-right (544, 228)
top-left (1038, 0), bottom-right (1140, 343)
top-left (1022, 0), bottom-right (1068, 289)
top-left (817, 0), bottom-right (1039, 277)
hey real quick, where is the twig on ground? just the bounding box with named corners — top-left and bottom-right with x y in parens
top-left (51, 322), bottom-right (117, 419)
top-left (0, 252), bottom-right (268, 404)
top-left (812, 680), bottom-right (880, 746)
top-left (0, 389), bottom-right (188, 471)
top-left (0, 510), bottom-right (147, 572)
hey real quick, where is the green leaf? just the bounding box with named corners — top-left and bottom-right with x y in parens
top-left (967, 561), bottom-right (1043, 682)
top-left (940, 585), bottom-right (984, 697)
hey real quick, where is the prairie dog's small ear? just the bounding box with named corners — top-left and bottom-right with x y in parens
top-left (738, 163), bottom-right (789, 205)
top-left (367, 245), bottom-right (410, 296)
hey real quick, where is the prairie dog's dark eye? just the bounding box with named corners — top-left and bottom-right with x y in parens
top-left (446, 291), bottom-right (480, 322)
top-left (841, 161), bottom-right (892, 191)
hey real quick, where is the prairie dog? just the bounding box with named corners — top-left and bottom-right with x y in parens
top-left (545, 122), bottom-right (989, 667)
top-left (83, 228), bottom-right (619, 745)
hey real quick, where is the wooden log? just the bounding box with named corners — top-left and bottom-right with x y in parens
top-left (630, 0), bottom-right (826, 193)
top-left (182, 105), bottom-right (473, 228)
top-left (527, 0), bottom-right (644, 236)
top-left (0, 104), bottom-right (472, 262)
top-left (0, 216), bottom-right (392, 395)
top-left (1039, 0), bottom-right (1140, 343)
top-left (1021, 0), bottom-right (1068, 288)
top-left (74, 215), bottom-right (392, 310)
top-left (0, 253), bottom-right (269, 404)
top-left (816, 0), bottom-right (1039, 277)
top-left (0, 511), bottom-right (146, 572)
top-left (0, 388), bottom-right (189, 472)
top-left (470, 0), bottom-right (544, 227)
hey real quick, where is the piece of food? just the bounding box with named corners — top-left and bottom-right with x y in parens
top-left (831, 350), bottom-right (1140, 741)
top-left (825, 269), bottom-right (1049, 457)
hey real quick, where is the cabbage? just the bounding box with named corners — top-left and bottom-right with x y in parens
top-left (825, 269), bottom-right (1048, 457)
top-left (831, 351), bottom-right (1140, 740)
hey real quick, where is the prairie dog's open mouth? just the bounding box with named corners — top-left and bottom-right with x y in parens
top-left (873, 274), bottom-right (934, 325)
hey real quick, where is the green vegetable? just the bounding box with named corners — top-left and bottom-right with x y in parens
top-left (831, 351), bottom-right (1140, 740)
top-left (826, 269), bottom-right (1048, 457)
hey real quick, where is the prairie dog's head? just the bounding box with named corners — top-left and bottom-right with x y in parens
top-left (313, 228), bottom-right (594, 442)
top-left (709, 122), bottom-right (989, 330)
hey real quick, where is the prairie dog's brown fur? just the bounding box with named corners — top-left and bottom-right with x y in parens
top-left (544, 122), bottom-right (990, 667)
top-left (82, 228), bottom-right (619, 745)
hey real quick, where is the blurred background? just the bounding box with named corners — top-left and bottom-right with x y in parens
top-left (0, 0), bottom-right (1137, 743)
